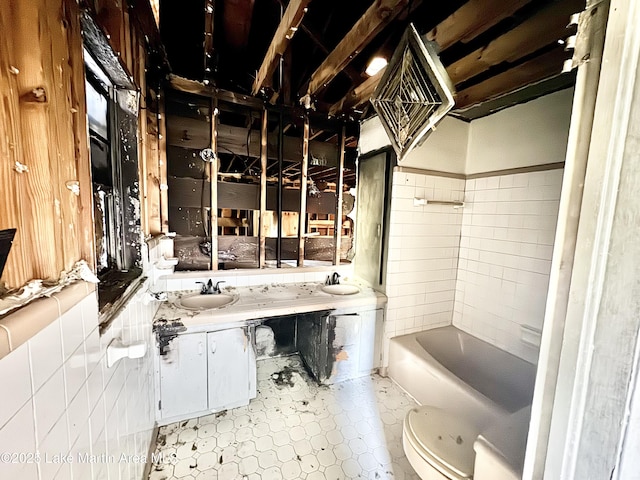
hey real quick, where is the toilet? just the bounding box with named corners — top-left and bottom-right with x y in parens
top-left (403, 406), bottom-right (480, 480)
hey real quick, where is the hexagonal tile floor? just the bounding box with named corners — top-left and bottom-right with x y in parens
top-left (148, 355), bottom-right (420, 480)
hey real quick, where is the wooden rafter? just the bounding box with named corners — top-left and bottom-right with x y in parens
top-left (426, 0), bottom-right (534, 50)
top-left (446, 0), bottom-right (582, 85)
top-left (252, 0), bottom-right (311, 95)
top-left (305, 0), bottom-right (409, 98)
top-left (329, 70), bottom-right (384, 116)
top-left (454, 46), bottom-right (570, 110)
top-left (169, 74), bottom-right (265, 110)
top-left (330, 0), bottom-right (567, 116)
top-left (298, 25), bottom-right (361, 86)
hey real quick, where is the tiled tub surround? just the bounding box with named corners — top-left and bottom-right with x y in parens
top-left (0, 282), bottom-right (160, 480)
top-left (454, 168), bottom-right (563, 363)
top-left (382, 170), bottom-right (465, 365)
top-left (380, 166), bottom-right (563, 367)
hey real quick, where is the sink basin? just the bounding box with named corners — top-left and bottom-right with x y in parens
top-left (321, 284), bottom-right (360, 295)
top-left (177, 293), bottom-right (238, 311)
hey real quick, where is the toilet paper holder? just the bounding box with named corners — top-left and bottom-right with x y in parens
top-left (106, 338), bottom-right (147, 368)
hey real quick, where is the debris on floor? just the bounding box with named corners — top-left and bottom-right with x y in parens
top-left (149, 355), bottom-right (419, 480)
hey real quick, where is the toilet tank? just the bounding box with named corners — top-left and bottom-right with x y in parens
top-left (473, 406), bottom-right (532, 480)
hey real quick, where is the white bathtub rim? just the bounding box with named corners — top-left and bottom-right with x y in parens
top-left (388, 331), bottom-right (511, 423)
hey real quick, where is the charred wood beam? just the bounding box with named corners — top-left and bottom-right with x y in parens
top-left (330, 0), bottom-right (540, 116)
top-left (166, 114), bottom-right (342, 165)
top-left (169, 74), bottom-right (266, 110)
top-left (426, 0), bottom-right (534, 50)
top-left (446, 0), bottom-right (582, 85)
top-left (329, 70), bottom-right (383, 116)
top-left (252, 0), bottom-right (311, 95)
top-left (304, 0), bottom-right (409, 99)
top-left (454, 46), bottom-right (570, 110)
top-left (295, 22), bottom-right (362, 87)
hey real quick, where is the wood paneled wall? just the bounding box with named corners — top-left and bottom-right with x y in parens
top-left (0, 0), bottom-right (165, 291)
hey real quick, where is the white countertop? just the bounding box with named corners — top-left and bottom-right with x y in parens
top-left (153, 281), bottom-right (387, 333)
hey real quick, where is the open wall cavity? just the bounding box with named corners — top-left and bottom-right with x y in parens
top-left (164, 87), bottom-right (359, 271)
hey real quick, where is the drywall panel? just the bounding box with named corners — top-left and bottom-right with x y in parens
top-left (359, 115), bottom-right (469, 174)
top-left (466, 88), bottom-right (574, 175)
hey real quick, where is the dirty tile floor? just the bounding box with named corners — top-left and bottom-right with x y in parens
top-left (149, 355), bottom-right (420, 480)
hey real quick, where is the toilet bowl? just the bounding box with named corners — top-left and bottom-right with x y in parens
top-left (403, 406), bottom-right (480, 480)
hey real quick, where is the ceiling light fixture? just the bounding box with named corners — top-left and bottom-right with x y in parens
top-left (365, 56), bottom-right (388, 76)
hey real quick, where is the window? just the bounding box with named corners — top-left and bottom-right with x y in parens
top-left (85, 50), bottom-right (142, 312)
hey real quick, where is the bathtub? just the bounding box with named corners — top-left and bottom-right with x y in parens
top-left (388, 326), bottom-right (537, 429)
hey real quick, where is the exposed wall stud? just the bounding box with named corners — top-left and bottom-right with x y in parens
top-left (297, 114), bottom-right (310, 266)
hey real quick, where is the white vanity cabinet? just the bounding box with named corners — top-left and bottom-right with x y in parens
top-left (156, 326), bottom-right (256, 425)
top-left (158, 332), bottom-right (208, 421)
top-left (207, 328), bottom-right (257, 412)
top-left (331, 307), bottom-right (384, 383)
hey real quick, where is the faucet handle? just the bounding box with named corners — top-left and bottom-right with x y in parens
top-left (213, 281), bottom-right (226, 294)
top-left (195, 281), bottom-right (208, 294)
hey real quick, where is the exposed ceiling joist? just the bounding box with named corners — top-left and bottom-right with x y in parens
top-left (454, 46), bottom-right (570, 110)
top-left (161, 0), bottom-right (581, 126)
top-left (297, 23), bottom-right (363, 87)
top-left (330, 0), bottom-right (533, 117)
top-left (329, 70), bottom-right (384, 116)
top-left (426, 0), bottom-right (534, 50)
top-left (169, 74), bottom-right (266, 110)
top-left (304, 0), bottom-right (409, 98)
top-left (331, 0), bottom-right (578, 119)
top-left (252, 0), bottom-right (311, 95)
top-left (447, 0), bottom-right (582, 85)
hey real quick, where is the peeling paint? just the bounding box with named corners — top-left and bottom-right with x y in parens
top-left (14, 161), bottom-right (29, 173)
top-left (0, 260), bottom-right (99, 316)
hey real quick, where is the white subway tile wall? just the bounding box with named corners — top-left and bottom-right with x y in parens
top-left (454, 169), bottom-right (563, 363)
top-left (0, 278), bottom-right (160, 479)
top-left (382, 170), bottom-right (465, 365)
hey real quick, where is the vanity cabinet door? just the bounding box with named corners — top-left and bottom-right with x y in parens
top-left (357, 308), bottom-right (383, 374)
top-left (330, 308), bottom-right (384, 383)
top-left (207, 328), bottom-right (254, 412)
top-left (158, 332), bottom-right (208, 420)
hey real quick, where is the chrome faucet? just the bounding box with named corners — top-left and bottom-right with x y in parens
top-left (325, 272), bottom-right (341, 286)
top-left (196, 279), bottom-right (226, 294)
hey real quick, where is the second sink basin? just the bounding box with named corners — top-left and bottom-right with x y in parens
top-left (178, 293), bottom-right (238, 311)
top-left (321, 284), bottom-right (360, 295)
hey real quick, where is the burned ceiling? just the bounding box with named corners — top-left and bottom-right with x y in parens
top-left (158, 0), bottom-right (581, 122)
